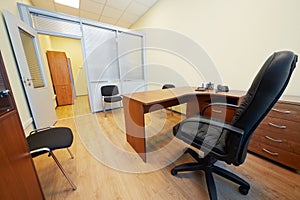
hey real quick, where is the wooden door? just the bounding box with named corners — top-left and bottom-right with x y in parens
top-left (46, 51), bottom-right (74, 106)
top-left (0, 51), bottom-right (44, 199)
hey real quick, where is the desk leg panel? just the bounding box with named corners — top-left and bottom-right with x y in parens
top-left (185, 95), bottom-right (209, 117)
top-left (123, 97), bottom-right (146, 161)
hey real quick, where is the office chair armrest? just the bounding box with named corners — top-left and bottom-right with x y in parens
top-left (29, 147), bottom-right (51, 155)
top-left (201, 103), bottom-right (239, 116)
top-left (181, 116), bottom-right (244, 136)
top-left (29, 126), bottom-right (56, 135)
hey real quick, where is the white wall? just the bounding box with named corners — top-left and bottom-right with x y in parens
top-left (131, 0), bottom-right (300, 95)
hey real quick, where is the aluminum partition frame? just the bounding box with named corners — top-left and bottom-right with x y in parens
top-left (17, 3), bottom-right (147, 113)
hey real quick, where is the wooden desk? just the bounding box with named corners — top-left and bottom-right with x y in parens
top-left (122, 86), bottom-right (245, 162)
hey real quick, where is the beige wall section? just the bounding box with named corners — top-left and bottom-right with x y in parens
top-left (0, 0), bottom-right (35, 134)
top-left (132, 0), bottom-right (300, 96)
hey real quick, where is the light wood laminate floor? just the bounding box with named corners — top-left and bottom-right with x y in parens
top-left (33, 96), bottom-right (300, 199)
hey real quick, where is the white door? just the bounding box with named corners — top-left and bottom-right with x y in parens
top-left (4, 10), bottom-right (56, 128)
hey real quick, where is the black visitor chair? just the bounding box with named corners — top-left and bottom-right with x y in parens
top-left (27, 126), bottom-right (77, 190)
top-left (101, 85), bottom-right (123, 117)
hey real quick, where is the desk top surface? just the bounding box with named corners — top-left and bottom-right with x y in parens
top-left (123, 86), bottom-right (246, 105)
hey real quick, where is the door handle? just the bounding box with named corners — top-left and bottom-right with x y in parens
top-left (0, 89), bottom-right (10, 98)
top-left (23, 77), bottom-right (32, 86)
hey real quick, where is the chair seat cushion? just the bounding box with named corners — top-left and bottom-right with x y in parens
top-left (173, 117), bottom-right (227, 155)
top-left (104, 96), bottom-right (122, 103)
top-left (27, 127), bottom-right (73, 156)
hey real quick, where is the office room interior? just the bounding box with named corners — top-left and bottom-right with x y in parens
top-left (0, 0), bottom-right (300, 199)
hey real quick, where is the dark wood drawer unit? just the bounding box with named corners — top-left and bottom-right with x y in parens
top-left (248, 97), bottom-right (300, 172)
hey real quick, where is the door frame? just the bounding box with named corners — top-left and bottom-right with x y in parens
top-left (4, 10), bottom-right (57, 128)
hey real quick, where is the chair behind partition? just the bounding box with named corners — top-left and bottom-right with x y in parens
top-left (101, 85), bottom-right (123, 117)
top-left (162, 84), bottom-right (175, 89)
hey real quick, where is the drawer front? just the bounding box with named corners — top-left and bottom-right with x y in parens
top-left (269, 103), bottom-right (300, 122)
top-left (203, 106), bottom-right (236, 123)
top-left (249, 100), bottom-right (300, 170)
top-left (255, 117), bottom-right (300, 142)
top-left (250, 134), bottom-right (300, 155)
top-left (248, 141), bottom-right (300, 170)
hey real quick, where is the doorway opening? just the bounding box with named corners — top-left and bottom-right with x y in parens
top-left (38, 34), bottom-right (91, 119)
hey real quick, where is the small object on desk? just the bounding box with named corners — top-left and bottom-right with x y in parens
top-left (206, 82), bottom-right (214, 90)
top-left (196, 82), bottom-right (214, 91)
top-left (195, 87), bottom-right (206, 91)
top-left (216, 84), bottom-right (229, 92)
top-left (202, 82), bottom-right (214, 90)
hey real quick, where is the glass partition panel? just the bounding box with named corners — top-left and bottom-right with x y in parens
top-left (82, 24), bottom-right (119, 81)
top-left (30, 13), bottom-right (81, 36)
top-left (19, 28), bottom-right (45, 88)
top-left (118, 32), bottom-right (144, 80)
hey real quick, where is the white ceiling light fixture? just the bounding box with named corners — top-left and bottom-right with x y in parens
top-left (54, 0), bottom-right (80, 9)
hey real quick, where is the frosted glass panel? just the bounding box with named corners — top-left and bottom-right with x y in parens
top-left (19, 28), bottom-right (45, 88)
top-left (82, 24), bottom-right (119, 81)
top-left (118, 32), bottom-right (143, 80)
top-left (31, 13), bottom-right (81, 36)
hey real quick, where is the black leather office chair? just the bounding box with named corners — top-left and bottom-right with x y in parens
top-left (27, 127), bottom-right (77, 190)
top-left (101, 85), bottom-right (123, 117)
top-left (171, 51), bottom-right (297, 200)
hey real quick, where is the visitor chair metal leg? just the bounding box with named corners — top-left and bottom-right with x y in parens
top-left (49, 151), bottom-right (77, 190)
top-left (67, 148), bottom-right (74, 159)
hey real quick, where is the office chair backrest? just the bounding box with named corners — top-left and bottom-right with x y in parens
top-left (227, 51), bottom-right (297, 165)
top-left (101, 85), bottom-right (119, 96)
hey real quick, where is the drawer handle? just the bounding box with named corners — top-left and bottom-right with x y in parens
top-left (262, 148), bottom-right (279, 156)
top-left (265, 135), bottom-right (283, 143)
top-left (272, 108), bottom-right (291, 114)
top-left (268, 122), bottom-right (286, 129)
top-left (212, 109), bottom-right (222, 113)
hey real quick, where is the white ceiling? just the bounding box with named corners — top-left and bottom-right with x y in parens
top-left (29, 0), bottom-right (158, 28)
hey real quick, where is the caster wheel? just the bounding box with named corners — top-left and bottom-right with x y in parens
top-left (239, 186), bottom-right (249, 195)
top-left (171, 169), bottom-right (178, 176)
